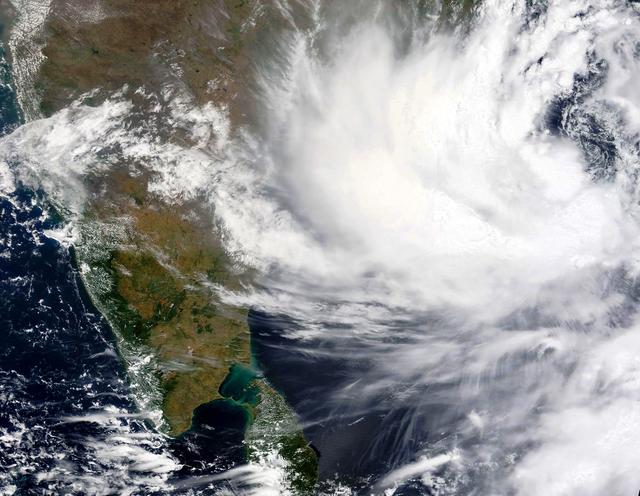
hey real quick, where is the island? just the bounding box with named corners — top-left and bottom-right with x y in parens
top-left (3, 0), bottom-right (318, 492)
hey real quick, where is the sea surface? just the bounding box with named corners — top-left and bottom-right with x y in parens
top-left (0, 45), bottom-right (172, 492)
top-left (5, 1), bottom-right (640, 494)
top-left (0, 37), bottom-right (256, 496)
top-left (250, 311), bottom-right (433, 494)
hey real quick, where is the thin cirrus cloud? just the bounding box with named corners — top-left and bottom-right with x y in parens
top-left (5, 0), bottom-right (640, 493)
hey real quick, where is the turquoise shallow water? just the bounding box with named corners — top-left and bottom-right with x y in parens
top-left (172, 364), bottom-right (261, 476)
top-left (219, 363), bottom-right (260, 406)
top-left (0, 30), bottom-right (262, 493)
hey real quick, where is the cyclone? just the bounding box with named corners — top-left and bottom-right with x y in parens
top-left (3, 0), bottom-right (640, 495)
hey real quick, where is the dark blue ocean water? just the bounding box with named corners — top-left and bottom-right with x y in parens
top-left (249, 311), bottom-right (437, 494)
top-left (0, 32), bottom-right (434, 494)
top-left (0, 50), bottom-right (174, 491)
top-left (0, 187), bottom-right (148, 492)
top-left (0, 40), bottom-right (250, 495)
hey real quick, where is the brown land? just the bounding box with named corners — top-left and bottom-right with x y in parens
top-left (33, 0), bottom-right (297, 435)
top-left (11, 0), bottom-right (478, 487)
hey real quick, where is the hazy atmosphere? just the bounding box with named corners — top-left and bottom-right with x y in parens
top-left (2, 0), bottom-right (640, 494)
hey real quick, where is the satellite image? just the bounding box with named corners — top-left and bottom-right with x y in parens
top-left (1, 0), bottom-right (640, 494)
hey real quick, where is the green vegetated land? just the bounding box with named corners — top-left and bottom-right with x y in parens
top-left (11, 0), bottom-right (479, 492)
top-left (22, 0), bottom-right (320, 492)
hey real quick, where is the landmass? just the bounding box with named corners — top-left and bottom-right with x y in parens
top-left (2, 0), bottom-right (479, 492)
top-left (3, 0), bottom-right (318, 492)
